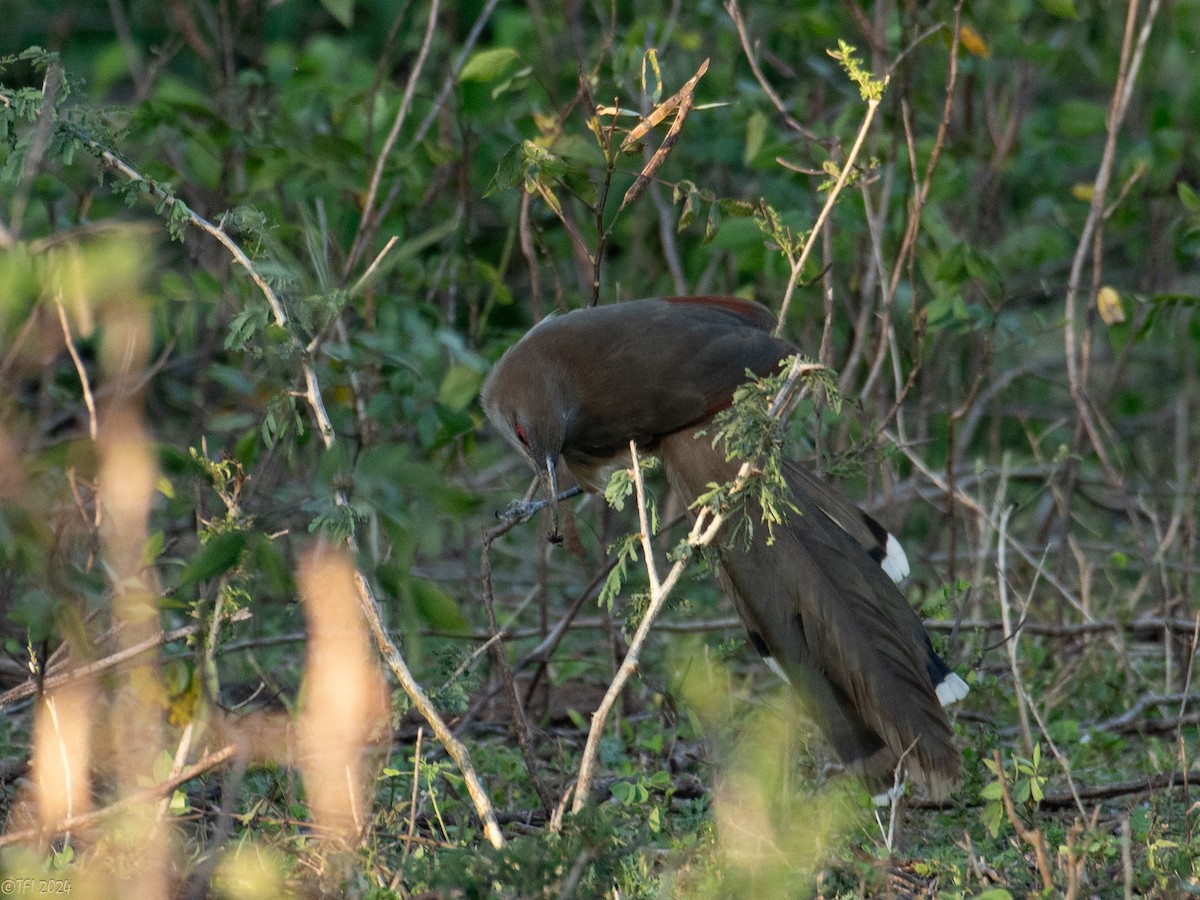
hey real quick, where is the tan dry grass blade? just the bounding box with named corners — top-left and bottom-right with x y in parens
top-left (297, 546), bottom-right (390, 845)
top-left (96, 299), bottom-right (168, 896)
top-left (31, 679), bottom-right (95, 834)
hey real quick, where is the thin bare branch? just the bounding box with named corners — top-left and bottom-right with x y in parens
top-left (0, 744), bottom-right (238, 849)
top-left (569, 443), bottom-right (720, 816)
top-left (344, 0), bottom-right (441, 277)
top-left (775, 93), bottom-right (884, 336)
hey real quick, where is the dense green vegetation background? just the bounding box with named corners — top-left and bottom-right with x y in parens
top-left (1, 0), bottom-right (1199, 896)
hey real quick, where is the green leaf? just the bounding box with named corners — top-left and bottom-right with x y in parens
top-left (1057, 99), bottom-right (1107, 137)
top-left (438, 364), bottom-right (484, 412)
top-left (411, 577), bottom-right (470, 633)
top-left (485, 144), bottom-right (524, 197)
top-left (743, 110), bottom-right (767, 166)
top-left (1014, 780), bottom-right (1031, 804)
top-left (648, 770), bottom-right (672, 788)
top-left (603, 469), bottom-right (634, 511)
top-left (319, 0), bottom-right (354, 27)
top-left (179, 531), bottom-right (247, 585)
top-left (1040, 0), bottom-right (1077, 18)
top-left (934, 243), bottom-right (968, 284)
top-left (250, 534), bottom-right (293, 596)
top-left (610, 781), bottom-right (635, 804)
top-left (1179, 182), bottom-right (1200, 214)
top-left (142, 531), bottom-right (165, 567)
top-left (169, 788), bottom-right (189, 815)
top-left (982, 802), bottom-right (1006, 838)
top-left (460, 48), bottom-right (520, 83)
top-left (969, 890), bottom-right (1014, 900)
top-left (565, 707), bottom-right (588, 731)
top-left (980, 781), bottom-right (1004, 800)
top-left (153, 749), bottom-right (175, 782)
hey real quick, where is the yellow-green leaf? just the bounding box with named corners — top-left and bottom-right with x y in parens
top-left (460, 48), bottom-right (519, 83)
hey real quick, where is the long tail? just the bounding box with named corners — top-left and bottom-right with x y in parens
top-left (658, 425), bottom-right (963, 799)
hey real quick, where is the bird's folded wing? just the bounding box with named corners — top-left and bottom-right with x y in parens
top-left (660, 426), bottom-right (960, 798)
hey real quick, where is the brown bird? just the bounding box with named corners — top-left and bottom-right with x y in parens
top-left (482, 296), bottom-right (967, 801)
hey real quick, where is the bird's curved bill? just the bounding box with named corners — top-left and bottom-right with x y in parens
top-left (543, 452), bottom-right (562, 543)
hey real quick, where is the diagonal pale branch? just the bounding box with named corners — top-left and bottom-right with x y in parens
top-left (567, 442), bottom-right (722, 818)
top-left (724, 0), bottom-right (822, 142)
top-left (53, 289), bottom-right (98, 441)
top-left (0, 610), bottom-right (251, 711)
top-left (773, 94), bottom-right (884, 337)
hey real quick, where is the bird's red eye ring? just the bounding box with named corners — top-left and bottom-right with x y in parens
top-left (514, 420), bottom-right (529, 447)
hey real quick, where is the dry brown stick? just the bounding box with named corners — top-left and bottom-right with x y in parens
top-left (723, 0), bottom-right (822, 142)
top-left (991, 749), bottom-right (1054, 891)
top-left (1093, 691), bottom-right (1199, 733)
top-left (0, 743), bottom-right (238, 849)
top-left (1174, 616), bottom-right (1199, 810)
top-left (343, 0), bottom-right (441, 277)
top-left (1061, 0), bottom-right (1162, 480)
top-left (355, 568), bottom-right (504, 848)
top-left (1121, 814), bottom-right (1134, 900)
top-left (480, 521), bottom-right (555, 813)
top-left (996, 500), bottom-right (1033, 754)
top-left (0, 609), bottom-right (251, 711)
top-left (860, 1), bottom-right (964, 403)
top-left (912, 768), bottom-right (1200, 810)
top-left (400, 727), bottom-right (423, 867)
top-left (1045, 770), bottom-right (1200, 807)
top-left (886, 428), bottom-right (1090, 618)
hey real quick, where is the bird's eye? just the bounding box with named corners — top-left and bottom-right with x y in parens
top-left (514, 420), bottom-right (529, 447)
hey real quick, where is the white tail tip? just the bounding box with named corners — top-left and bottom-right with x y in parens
top-left (880, 533), bottom-right (910, 583)
top-left (936, 672), bottom-right (970, 706)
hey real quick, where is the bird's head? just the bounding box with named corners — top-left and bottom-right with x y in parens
top-left (481, 350), bottom-right (572, 540)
